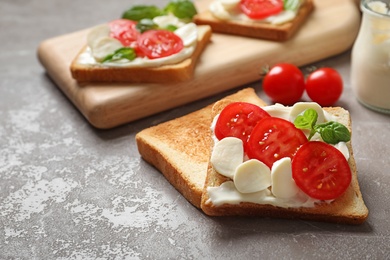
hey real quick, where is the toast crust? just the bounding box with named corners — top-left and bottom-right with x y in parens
top-left (136, 88), bottom-right (368, 224)
top-left (194, 0), bottom-right (314, 41)
top-left (136, 88), bottom-right (267, 208)
top-left (70, 25), bottom-right (212, 83)
top-left (200, 101), bottom-right (369, 225)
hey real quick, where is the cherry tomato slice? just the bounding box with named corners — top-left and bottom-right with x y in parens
top-left (292, 141), bottom-right (352, 200)
top-left (109, 19), bottom-right (140, 47)
top-left (214, 102), bottom-right (271, 143)
top-left (246, 117), bottom-right (308, 168)
top-left (240, 0), bottom-right (284, 20)
top-left (137, 30), bottom-right (184, 59)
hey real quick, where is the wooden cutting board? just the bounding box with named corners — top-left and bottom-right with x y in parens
top-left (38, 0), bottom-right (360, 129)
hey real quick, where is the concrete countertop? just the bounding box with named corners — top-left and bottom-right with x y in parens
top-left (1, 0), bottom-right (389, 259)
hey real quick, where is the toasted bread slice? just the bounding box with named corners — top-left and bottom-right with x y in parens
top-left (70, 25), bottom-right (212, 83)
top-left (194, 0), bottom-right (314, 41)
top-left (136, 88), bottom-right (267, 208)
top-left (201, 100), bottom-right (369, 225)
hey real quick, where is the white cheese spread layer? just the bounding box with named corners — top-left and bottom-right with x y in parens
top-left (209, 0), bottom-right (299, 25)
top-left (77, 16), bottom-right (198, 68)
top-left (207, 102), bottom-right (348, 208)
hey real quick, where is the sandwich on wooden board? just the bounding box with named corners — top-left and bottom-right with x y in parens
top-left (136, 88), bottom-right (369, 224)
top-left (194, 0), bottom-right (315, 41)
top-left (70, 0), bottom-right (212, 83)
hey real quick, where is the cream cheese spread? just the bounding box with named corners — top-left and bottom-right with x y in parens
top-left (367, 1), bottom-right (389, 14)
top-left (77, 16), bottom-right (198, 68)
top-left (207, 102), bottom-right (349, 208)
top-left (209, 0), bottom-right (299, 25)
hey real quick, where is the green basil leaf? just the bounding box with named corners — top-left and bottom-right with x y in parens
top-left (122, 5), bottom-right (165, 21)
top-left (283, 0), bottom-right (301, 11)
top-left (102, 48), bottom-right (137, 63)
top-left (164, 24), bottom-right (178, 32)
top-left (294, 108), bottom-right (318, 130)
top-left (136, 18), bottom-right (159, 33)
top-left (164, 0), bottom-right (197, 21)
top-left (314, 121), bottom-right (351, 145)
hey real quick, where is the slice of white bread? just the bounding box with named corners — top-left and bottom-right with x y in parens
top-left (194, 0), bottom-right (314, 41)
top-left (136, 88), bottom-right (266, 208)
top-left (70, 25), bottom-right (212, 83)
top-left (201, 99), bottom-right (369, 225)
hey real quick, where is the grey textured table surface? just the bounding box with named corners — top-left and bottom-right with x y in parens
top-left (1, 0), bottom-right (389, 259)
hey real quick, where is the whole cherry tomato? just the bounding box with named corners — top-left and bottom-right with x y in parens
top-left (305, 67), bottom-right (343, 106)
top-left (262, 63), bottom-right (305, 105)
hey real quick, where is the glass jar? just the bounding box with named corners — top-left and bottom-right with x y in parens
top-left (351, 0), bottom-right (390, 114)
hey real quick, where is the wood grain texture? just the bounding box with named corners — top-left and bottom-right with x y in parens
top-left (37, 0), bottom-right (361, 129)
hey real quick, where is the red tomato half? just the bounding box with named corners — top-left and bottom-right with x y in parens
top-left (262, 63), bottom-right (305, 105)
top-left (292, 141), bottom-right (351, 200)
top-left (305, 68), bottom-right (343, 106)
top-left (109, 19), bottom-right (140, 47)
top-left (214, 102), bottom-right (270, 143)
top-left (137, 30), bottom-right (184, 59)
top-left (246, 117), bottom-right (308, 168)
top-left (240, 0), bottom-right (284, 20)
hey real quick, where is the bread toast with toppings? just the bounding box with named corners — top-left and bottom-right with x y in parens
top-left (70, 25), bottom-right (212, 83)
top-left (193, 0), bottom-right (314, 41)
top-left (200, 99), bottom-right (368, 225)
top-left (136, 88), bottom-right (368, 224)
top-left (136, 88), bottom-right (266, 208)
